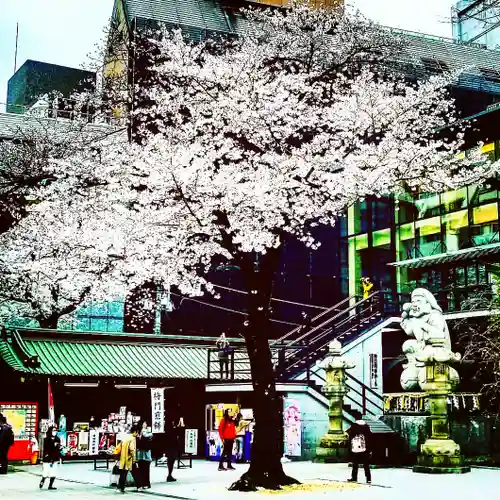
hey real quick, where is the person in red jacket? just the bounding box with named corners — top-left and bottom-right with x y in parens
top-left (218, 409), bottom-right (237, 471)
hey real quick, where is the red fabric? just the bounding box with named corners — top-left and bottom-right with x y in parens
top-left (7, 440), bottom-right (30, 461)
top-left (219, 419), bottom-right (236, 440)
top-left (48, 378), bottom-right (55, 423)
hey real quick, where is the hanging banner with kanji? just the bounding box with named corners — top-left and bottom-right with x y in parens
top-left (151, 388), bottom-right (165, 434)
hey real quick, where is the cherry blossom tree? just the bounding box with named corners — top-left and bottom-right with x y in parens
top-left (0, 231), bottom-right (102, 329)
top-left (2, 1), bottom-right (497, 490)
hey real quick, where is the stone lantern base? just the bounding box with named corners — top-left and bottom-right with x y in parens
top-left (314, 432), bottom-right (349, 463)
top-left (413, 439), bottom-right (470, 474)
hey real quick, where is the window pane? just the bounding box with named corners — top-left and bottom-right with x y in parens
top-left (473, 203), bottom-right (498, 224)
top-left (372, 228), bottom-right (391, 247)
top-left (416, 217), bottom-right (440, 236)
top-left (399, 223), bottom-right (415, 241)
top-left (108, 319), bottom-right (124, 332)
top-left (471, 203), bottom-right (499, 246)
top-left (441, 187), bottom-right (467, 213)
top-left (74, 318), bottom-right (90, 331)
top-left (354, 234), bottom-right (368, 250)
top-left (415, 194), bottom-right (440, 219)
top-left (90, 302), bottom-right (108, 316)
top-left (469, 184), bottom-right (498, 206)
top-left (372, 198), bottom-right (392, 231)
top-left (443, 210), bottom-right (468, 252)
top-left (90, 318), bottom-right (107, 332)
top-left (108, 301), bottom-right (124, 317)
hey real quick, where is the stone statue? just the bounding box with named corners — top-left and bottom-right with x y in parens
top-left (400, 288), bottom-right (460, 391)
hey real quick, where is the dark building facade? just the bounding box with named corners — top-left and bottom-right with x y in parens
top-left (6, 60), bottom-right (95, 114)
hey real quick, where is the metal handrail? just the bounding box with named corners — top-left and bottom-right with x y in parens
top-left (278, 307), bottom-right (382, 375)
top-left (285, 291), bottom-right (384, 352)
top-left (270, 295), bottom-right (358, 346)
top-left (347, 373), bottom-right (385, 403)
top-left (310, 369), bottom-right (383, 416)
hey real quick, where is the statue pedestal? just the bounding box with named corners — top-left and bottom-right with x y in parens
top-left (414, 439), bottom-right (470, 474)
top-left (413, 364), bottom-right (470, 474)
top-left (315, 432), bottom-right (349, 463)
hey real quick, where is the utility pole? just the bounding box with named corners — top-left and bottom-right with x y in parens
top-left (14, 22), bottom-right (19, 73)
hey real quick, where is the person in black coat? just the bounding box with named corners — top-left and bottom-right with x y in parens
top-left (164, 417), bottom-right (184, 482)
top-left (0, 414), bottom-right (14, 475)
top-left (40, 426), bottom-right (61, 490)
top-left (346, 417), bottom-right (372, 484)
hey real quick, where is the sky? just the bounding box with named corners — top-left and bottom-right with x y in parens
top-left (0, 0), bottom-right (455, 112)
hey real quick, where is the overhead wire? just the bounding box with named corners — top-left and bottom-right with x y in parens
top-left (211, 283), bottom-right (328, 310)
top-left (167, 290), bottom-right (300, 327)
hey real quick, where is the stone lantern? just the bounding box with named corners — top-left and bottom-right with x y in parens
top-left (315, 340), bottom-right (355, 463)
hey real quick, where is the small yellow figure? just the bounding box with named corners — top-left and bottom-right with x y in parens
top-left (361, 277), bottom-right (374, 299)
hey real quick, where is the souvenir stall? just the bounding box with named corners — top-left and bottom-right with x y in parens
top-left (204, 403), bottom-right (254, 462)
top-left (0, 402), bottom-right (38, 462)
top-left (38, 406), bottom-right (142, 461)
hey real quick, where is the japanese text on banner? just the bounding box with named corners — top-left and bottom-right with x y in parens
top-left (151, 388), bottom-right (165, 434)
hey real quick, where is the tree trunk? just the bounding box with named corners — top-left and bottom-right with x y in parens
top-left (229, 250), bottom-right (299, 491)
top-left (38, 316), bottom-right (59, 329)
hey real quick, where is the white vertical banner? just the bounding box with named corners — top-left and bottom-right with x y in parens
top-left (151, 388), bottom-right (165, 434)
top-left (89, 430), bottom-right (99, 456)
top-left (184, 429), bottom-right (198, 454)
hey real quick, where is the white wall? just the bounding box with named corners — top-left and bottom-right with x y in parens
top-left (342, 329), bottom-right (384, 416)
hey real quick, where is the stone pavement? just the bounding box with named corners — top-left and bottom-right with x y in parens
top-left (0, 460), bottom-right (498, 500)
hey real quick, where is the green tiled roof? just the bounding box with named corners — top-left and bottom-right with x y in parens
top-left (0, 329), bottom-right (209, 379)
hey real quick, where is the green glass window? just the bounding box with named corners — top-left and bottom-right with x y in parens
top-left (442, 210), bottom-right (468, 252)
top-left (399, 223), bottom-right (415, 241)
top-left (372, 228), bottom-right (391, 247)
top-left (416, 216), bottom-right (441, 236)
top-left (353, 233), bottom-right (369, 250)
top-left (415, 194), bottom-right (440, 219)
top-left (471, 203), bottom-right (499, 246)
top-left (468, 184), bottom-right (498, 206)
top-left (441, 187), bottom-right (467, 213)
top-left (90, 318), bottom-right (107, 332)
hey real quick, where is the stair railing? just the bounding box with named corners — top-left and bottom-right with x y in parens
top-left (270, 295), bottom-right (359, 346)
top-left (278, 293), bottom-right (386, 375)
top-left (309, 369), bottom-right (384, 417)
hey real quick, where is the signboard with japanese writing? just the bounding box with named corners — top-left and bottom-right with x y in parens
top-left (89, 430), bottom-right (99, 456)
top-left (151, 388), bottom-right (165, 434)
top-left (0, 402), bottom-right (38, 439)
top-left (184, 429), bottom-right (198, 454)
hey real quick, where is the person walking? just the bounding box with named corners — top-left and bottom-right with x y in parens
top-left (234, 413), bottom-right (250, 463)
top-left (346, 416), bottom-right (372, 484)
top-left (164, 417), bottom-right (184, 482)
top-left (135, 421), bottom-right (153, 490)
top-left (0, 413), bottom-right (14, 475)
top-left (39, 426), bottom-right (61, 490)
top-left (218, 409), bottom-right (236, 471)
top-left (116, 425), bottom-right (137, 494)
top-left (361, 277), bottom-right (375, 315)
top-left (216, 333), bottom-right (232, 379)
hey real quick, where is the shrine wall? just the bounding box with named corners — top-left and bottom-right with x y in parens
top-left (382, 414), bottom-right (500, 463)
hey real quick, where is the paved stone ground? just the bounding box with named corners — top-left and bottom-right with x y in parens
top-left (0, 460), bottom-right (498, 499)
